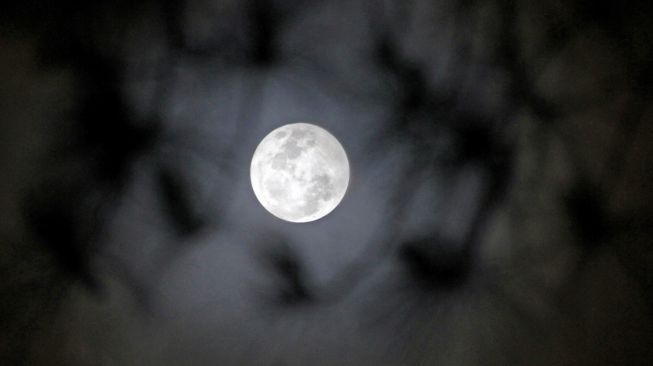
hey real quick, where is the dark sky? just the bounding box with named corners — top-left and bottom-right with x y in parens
top-left (1, 0), bottom-right (653, 365)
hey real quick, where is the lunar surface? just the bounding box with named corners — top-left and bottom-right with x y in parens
top-left (250, 123), bottom-right (350, 223)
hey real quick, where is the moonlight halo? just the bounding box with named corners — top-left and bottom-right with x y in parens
top-left (250, 123), bottom-right (350, 223)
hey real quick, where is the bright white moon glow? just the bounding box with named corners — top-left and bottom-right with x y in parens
top-left (250, 123), bottom-right (350, 223)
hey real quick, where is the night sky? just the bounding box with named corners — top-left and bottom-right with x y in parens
top-left (1, 0), bottom-right (653, 365)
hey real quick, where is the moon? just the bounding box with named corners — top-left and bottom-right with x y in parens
top-left (250, 123), bottom-right (350, 223)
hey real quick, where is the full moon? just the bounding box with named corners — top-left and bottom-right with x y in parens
top-left (250, 123), bottom-right (350, 223)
